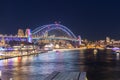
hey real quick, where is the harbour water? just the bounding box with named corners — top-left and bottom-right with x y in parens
top-left (0, 49), bottom-right (119, 80)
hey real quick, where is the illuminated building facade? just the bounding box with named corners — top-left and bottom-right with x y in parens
top-left (18, 29), bottom-right (24, 37)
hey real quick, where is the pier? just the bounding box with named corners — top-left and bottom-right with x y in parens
top-left (44, 71), bottom-right (86, 80)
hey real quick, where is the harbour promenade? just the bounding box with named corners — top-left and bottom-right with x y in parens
top-left (0, 46), bottom-right (115, 61)
top-left (0, 47), bottom-right (111, 61)
top-left (0, 48), bottom-right (81, 60)
top-left (0, 50), bottom-right (40, 60)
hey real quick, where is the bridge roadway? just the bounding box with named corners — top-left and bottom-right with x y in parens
top-left (32, 37), bottom-right (79, 41)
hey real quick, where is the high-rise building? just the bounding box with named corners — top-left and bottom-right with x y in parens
top-left (18, 29), bottom-right (24, 37)
top-left (25, 29), bottom-right (29, 37)
top-left (1, 36), bottom-right (5, 46)
top-left (106, 37), bottom-right (110, 43)
top-left (106, 37), bottom-right (111, 45)
top-left (43, 31), bottom-right (48, 38)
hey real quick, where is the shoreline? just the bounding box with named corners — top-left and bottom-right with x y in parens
top-left (0, 48), bottom-right (110, 60)
top-left (0, 51), bottom-right (41, 60)
top-left (0, 48), bottom-right (82, 60)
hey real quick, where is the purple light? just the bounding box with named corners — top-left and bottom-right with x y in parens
top-left (0, 37), bottom-right (27, 41)
top-left (7, 48), bottom-right (14, 51)
top-left (56, 50), bottom-right (61, 54)
top-left (0, 47), bottom-right (13, 51)
top-left (112, 47), bottom-right (120, 51)
top-left (26, 29), bottom-right (32, 43)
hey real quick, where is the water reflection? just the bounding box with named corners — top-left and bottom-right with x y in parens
top-left (0, 49), bottom-right (119, 80)
top-left (116, 52), bottom-right (120, 60)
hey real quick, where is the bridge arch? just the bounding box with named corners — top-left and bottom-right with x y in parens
top-left (32, 24), bottom-right (77, 39)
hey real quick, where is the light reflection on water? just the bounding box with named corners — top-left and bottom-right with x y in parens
top-left (0, 49), bottom-right (119, 80)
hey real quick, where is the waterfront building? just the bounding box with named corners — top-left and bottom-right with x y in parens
top-left (0, 36), bottom-right (5, 46)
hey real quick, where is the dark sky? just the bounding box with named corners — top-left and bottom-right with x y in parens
top-left (0, 0), bottom-right (120, 40)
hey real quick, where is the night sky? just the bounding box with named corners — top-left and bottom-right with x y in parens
top-left (0, 0), bottom-right (120, 40)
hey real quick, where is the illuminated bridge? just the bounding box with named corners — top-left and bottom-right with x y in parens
top-left (32, 24), bottom-right (81, 44)
top-left (0, 23), bottom-right (81, 47)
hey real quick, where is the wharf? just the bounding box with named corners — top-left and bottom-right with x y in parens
top-left (44, 71), bottom-right (86, 80)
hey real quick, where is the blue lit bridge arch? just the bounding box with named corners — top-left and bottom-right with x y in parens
top-left (32, 24), bottom-right (81, 44)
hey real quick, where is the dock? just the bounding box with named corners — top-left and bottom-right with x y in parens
top-left (44, 71), bottom-right (86, 80)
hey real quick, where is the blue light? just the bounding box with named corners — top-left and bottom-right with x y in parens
top-left (32, 24), bottom-right (77, 39)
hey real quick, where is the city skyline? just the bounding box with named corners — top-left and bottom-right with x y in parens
top-left (0, 0), bottom-right (120, 40)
